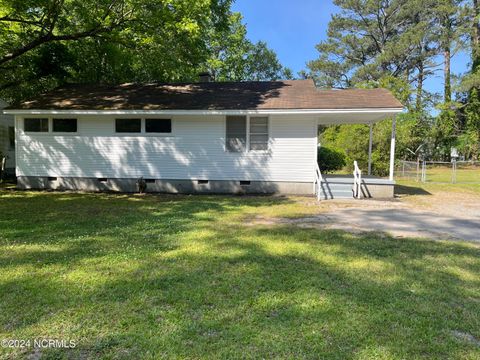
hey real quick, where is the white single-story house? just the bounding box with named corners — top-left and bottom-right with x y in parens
top-left (4, 79), bottom-right (403, 198)
top-left (0, 99), bottom-right (15, 175)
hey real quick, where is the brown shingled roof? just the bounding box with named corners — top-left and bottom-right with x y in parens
top-left (11, 79), bottom-right (403, 111)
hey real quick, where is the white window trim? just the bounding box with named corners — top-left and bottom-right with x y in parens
top-left (224, 115), bottom-right (270, 153)
top-left (248, 115), bottom-right (270, 154)
top-left (22, 117), bottom-right (51, 135)
top-left (144, 117), bottom-right (174, 136)
top-left (51, 118), bottom-right (79, 135)
top-left (113, 117), bottom-right (174, 137)
top-left (22, 117), bottom-right (79, 135)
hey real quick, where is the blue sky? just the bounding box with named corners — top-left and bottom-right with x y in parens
top-left (232, 0), bottom-right (470, 97)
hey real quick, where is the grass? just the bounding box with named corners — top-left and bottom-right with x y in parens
top-left (0, 190), bottom-right (479, 359)
top-left (398, 164), bottom-right (480, 184)
top-left (426, 166), bottom-right (480, 183)
top-left (395, 178), bottom-right (480, 196)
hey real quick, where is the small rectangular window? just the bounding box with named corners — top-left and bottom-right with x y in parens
top-left (47, 177), bottom-right (57, 181)
top-left (25, 118), bottom-right (48, 132)
top-left (53, 118), bottom-right (77, 132)
top-left (249, 117), bottom-right (269, 151)
top-left (226, 116), bottom-right (246, 152)
top-left (240, 181), bottom-right (251, 186)
top-left (8, 126), bottom-right (14, 149)
top-left (145, 179), bottom-right (156, 183)
top-left (146, 119), bottom-right (171, 133)
top-left (97, 178), bottom-right (107, 183)
top-left (115, 118), bottom-right (141, 133)
top-left (197, 180), bottom-right (209, 185)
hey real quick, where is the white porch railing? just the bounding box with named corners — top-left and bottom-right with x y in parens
top-left (353, 161), bottom-right (362, 199)
top-left (314, 162), bottom-right (323, 201)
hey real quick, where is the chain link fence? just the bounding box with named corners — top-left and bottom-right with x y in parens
top-left (397, 160), bottom-right (480, 184)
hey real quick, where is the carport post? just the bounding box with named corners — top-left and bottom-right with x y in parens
top-left (389, 114), bottom-right (397, 181)
top-left (368, 122), bottom-right (373, 175)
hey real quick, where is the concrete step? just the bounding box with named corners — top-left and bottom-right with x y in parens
top-left (321, 184), bottom-right (352, 191)
top-left (321, 192), bottom-right (353, 199)
top-left (319, 180), bottom-right (354, 199)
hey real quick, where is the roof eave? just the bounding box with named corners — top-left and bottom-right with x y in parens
top-left (4, 107), bottom-right (404, 115)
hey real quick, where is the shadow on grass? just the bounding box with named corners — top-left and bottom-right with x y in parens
top-left (395, 184), bottom-right (432, 196)
top-left (0, 192), bottom-right (479, 359)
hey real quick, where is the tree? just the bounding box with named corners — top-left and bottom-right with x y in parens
top-left (205, 13), bottom-right (291, 81)
top-left (307, 0), bottom-right (444, 112)
top-left (0, 0), bottom-right (134, 66)
top-left (0, 2), bottom-right (290, 103)
top-left (460, 0), bottom-right (480, 159)
top-left (308, 0), bottom-right (480, 163)
top-left (0, 0), bottom-right (230, 101)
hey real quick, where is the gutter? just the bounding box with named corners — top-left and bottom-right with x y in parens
top-left (3, 108), bottom-right (404, 116)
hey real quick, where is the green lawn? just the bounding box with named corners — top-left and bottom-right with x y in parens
top-left (398, 164), bottom-right (480, 184)
top-left (0, 191), bottom-right (479, 359)
top-left (395, 179), bottom-right (480, 196)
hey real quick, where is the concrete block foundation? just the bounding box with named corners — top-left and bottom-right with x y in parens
top-left (16, 176), bottom-right (314, 195)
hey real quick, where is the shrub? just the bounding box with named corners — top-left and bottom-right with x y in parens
top-left (317, 146), bottom-right (346, 173)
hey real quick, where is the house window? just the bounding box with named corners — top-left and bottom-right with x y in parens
top-left (24, 118), bottom-right (48, 132)
top-left (8, 126), bottom-right (14, 149)
top-left (53, 118), bottom-right (77, 132)
top-left (115, 118), bottom-right (141, 133)
top-left (145, 119), bottom-right (171, 133)
top-left (249, 117), bottom-right (269, 151)
top-left (226, 116), bottom-right (247, 152)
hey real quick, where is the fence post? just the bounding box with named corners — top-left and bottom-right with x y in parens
top-left (416, 158), bottom-right (419, 182)
top-left (421, 161), bottom-right (426, 183)
top-left (452, 160), bottom-right (456, 184)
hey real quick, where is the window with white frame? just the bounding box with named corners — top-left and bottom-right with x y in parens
top-left (249, 116), bottom-right (268, 151)
top-left (115, 118), bottom-right (141, 133)
top-left (226, 115), bottom-right (269, 152)
top-left (145, 119), bottom-right (171, 133)
top-left (53, 118), bottom-right (77, 132)
top-left (24, 118), bottom-right (79, 133)
top-left (24, 118), bottom-right (49, 132)
top-left (226, 116), bottom-right (247, 152)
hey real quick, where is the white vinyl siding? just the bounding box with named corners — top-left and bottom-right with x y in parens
top-left (15, 115), bottom-right (317, 182)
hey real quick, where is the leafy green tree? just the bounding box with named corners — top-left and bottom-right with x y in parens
top-left (309, 0), bottom-right (479, 165)
top-left (0, 0), bottom-right (236, 101)
top-left (205, 13), bottom-right (291, 81)
top-left (0, 1), bottom-right (289, 104)
top-left (460, 0), bottom-right (480, 159)
top-left (307, 1), bottom-right (425, 89)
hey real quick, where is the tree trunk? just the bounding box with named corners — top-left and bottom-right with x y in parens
top-left (473, 0), bottom-right (480, 72)
top-left (416, 62), bottom-right (424, 112)
top-left (444, 44), bottom-right (451, 103)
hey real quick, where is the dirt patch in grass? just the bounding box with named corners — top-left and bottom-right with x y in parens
top-left (246, 194), bottom-right (480, 242)
top-left (451, 330), bottom-right (480, 347)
